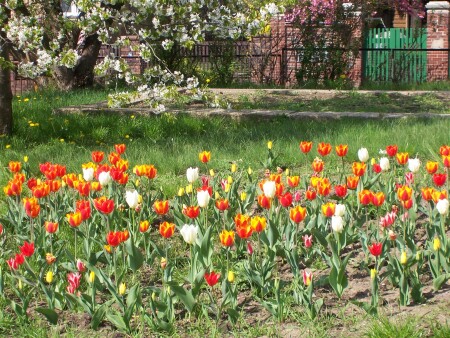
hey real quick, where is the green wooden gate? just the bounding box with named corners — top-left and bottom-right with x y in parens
top-left (363, 28), bottom-right (427, 83)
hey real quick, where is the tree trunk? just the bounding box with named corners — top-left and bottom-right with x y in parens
top-left (0, 30), bottom-right (13, 135)
top-left (54, 34), bottom-right (102, 90)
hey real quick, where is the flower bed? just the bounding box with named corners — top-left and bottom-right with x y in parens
top-left (1, 142), bottom-right (449, 333)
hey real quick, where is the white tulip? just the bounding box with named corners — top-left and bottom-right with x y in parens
top-left (358, 148), bottom-right (369, 162)
top-left (331, 215), bottom-right (344, 233)
top-left (263, 180), bottom-right (276, 198)
top-left (379, 157), bottom-right (390, 172)
top-left (180, 224), bottom-right (199, 244)
top-left (436, 198), bottom-right (449, 215)
top-left (125, 190), bottom-right (139, 209)
top-left (334, 204), bottom-right (346, 217)
top-left (186, 167), bottom-right (199, 183)
top-left (98, 171), bottom-right (112, 186)
top-left (408, 158), bottom-right (421, 173)
top-left (197, 190), bottom-right (210, 208)
top-left (82, 167), bottom-right (94, 182)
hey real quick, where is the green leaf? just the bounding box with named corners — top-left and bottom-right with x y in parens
top-left (433, 273), bottom-right (450, 291)
top-left (91, 301), bottom-right (110, 330)
top-left (167, 282), bottom-right (196, 313)
top-left (226, 308), bottom-right (240, 324)
top-left (106, 313), bottom-right (128, 333)
top-left (125, 240), bottom-right (144, 272)
top-left (36, 307), bottom-right (58, 325)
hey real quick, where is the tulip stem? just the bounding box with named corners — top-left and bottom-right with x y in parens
top-left (74, 228), bottom-right (77, 260)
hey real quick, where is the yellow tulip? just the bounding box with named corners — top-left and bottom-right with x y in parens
top-left (231, 163), bottom-right (237, 173)
top-left (227, 271), bottom-right (235, 283)
top-left (209, 169), bottom-right (215, 177)
top-left (400, 251), bottom-right (407, 265)
top-left (89, 271), bottom-right (95, 283)
top-left (370, 268), bottom-right (377, 280)
top-left (267, 141), bottom-right (273, 150)
top-left (178, 187), bottom-right (185, 196)
top-left (434, 237), bottom-right (441, 251)
top-left (119, 283), bottom-right (126, 295)
top-left (46, 271), bottom-right (53, 284)
top-left (240, 192), bottom-right (247, 201)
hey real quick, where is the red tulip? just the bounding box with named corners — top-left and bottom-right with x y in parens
top-left (334, 184), bottom-right (347, 198)
top-left (386, 144), bottom-right (398, 157)
top-left (91, 151), bottom-right (104, 163)
top-left (182, 205), bottom-right (200, 219)
top-left (44, 221), bottom-right (58, 234)
top-left (159, 221), bottom-right (175, 238)
top-left (20, 241), bottom-right (35, 257)
top-left (299, 141), bottom-right (312, 154)
top-left (433, 173), bottom-right (447, 187)
top-left (204, 271), bottom-right (220, 287)
top-left (317, 142), bottom-right (331, 156)
top-left (335, 144), bottom-right (348, 157)
top-left (215, 198), bottom-right (230, 211)
top-left (278, 192), bottom-right (293, 207)
top-left (153, 200), bottom-right (169, 215)
top-left (106, 231), bottom-right (121, 247)
top-left (114, 144), bottom-right (126, 155)
top-left (368, 242), bottom-right (382, 257)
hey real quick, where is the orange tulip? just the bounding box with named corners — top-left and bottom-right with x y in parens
top-left (397, 185), bottom-right (412, 202)
top-left (76, 181), bottom-right (91, 197)
top-left (182, 205), bottom-right (200, 219)
top-left (139, 220), bottom-right (150, 232)
top-left (371, 192), bottom-right (385, 207)
top-left (133, 164), bottom-right (157, 179)
top-left (287, 175), bottom-right (300, 187)
top-left (312, 158), bottom-right (324, 172)
top-left (4, 179), bottom-right (22, 196)
top-left (421, 187), bottom-right (434, 201)
top-left (426, 161), bottom-right (439, 174)
top-left (432, 190), bottom-right (448, 203)
top-left (359, 189), bottom-right (373, 205)
top-left (44, 221), bottom-right (58, 234)
top-left (159, 222), bottom-right (175, 238)
top-left (114, 144), bottom-right (126, 155)
top-left (219, 229), bottom-right (235, 247)
top-left (234, 213), bottom-right (250, 228)
top-left (257, 194), bottom-right (271, 209)
top-left (251, 216), bottom-right (267, 232)
top-left (439, 145), bottom-right (450, 156)
top-left (442, 155), bottom-right (450, 168)
top-left (67, 211), bottom-right (82, 227)
top-left (91, 151), bottom-right (104, 163)
top-left (346, 175), bottom-right (359, 190)
top-left (335, 144), bottom-right (348, 157)
top-left (396, 152), bottom-right (409, 165)
top-left (321, 202), bottom-right (335, 217)
top-left (401, 199), bottom-right (413, 209)
top-left (23, 197), bottom-right (40, 218)
top-left (352, 162), bottom-right (366, 177)
top-left (47, 179), bottom-right (61, 192)
top-left (317, 178), bottom-right (331, 197)
top-left (305, 189), bottom-right (317, 201)
top-left (290, 205), bottom-right (307, 223)
top-left (32, 182), bottom-right (50, 198)
top-left (153, 200), bottom-right (169, 215)
top-left (334, 184), bottom-right (347, 198)
top-left (317, 142), bottom-right (332, 156)
top-left (108, 152), bottom-right (121, 166)
top-left (115, 159), bottom-right (129, 172)
top-left (269, 174), bottom-right (282, 184)
top-left (299, 141), bottom-right (312, 153)
top-left (236, 223), bottom-right (253, 239)
top-left (8, 161), bottom-right (21, 173)
top-left (215, 198), bottom-right (230, 211)
top-left (198, 151), bottom-right (211, 163)
top-left (94, 196), bottom-right (115, 214)
top-left (63, 173), bottom-right (78, 188)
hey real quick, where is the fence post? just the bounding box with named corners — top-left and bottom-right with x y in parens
top-left (426, 1), bottom-right (450, 81)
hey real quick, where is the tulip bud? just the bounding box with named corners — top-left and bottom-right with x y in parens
top-left (178, 187), bottom-right (185, 196)
top-left (89, 271), bottom-right (95, 283)
top-left (416, 251), bottom-right (421, 261)
top-left (224, 183), bottom-right (231, 193)
top-left (119, 282), bottom-right (126, 295)
top-left (160, 257), bottom-right (167, 270)
top-left (24, 156), bottom-right (29, 163)
top-left (46, 271), bottom-right (53, 284)
top-left (388, 230), bottom-right (397, 241)
top-left (18, 279), bottom-right (23, 290)
top-left (400, 251), bottom-right (407, 265)
top-left (247, 242), bottom-right (253, 255)
top-left (370, 268), bottom-right (377, 280)
top-left (151, 292), bottom-right (157, 301)
top-left (135, 179), bottom-right (140, 187)
top-left (185, 184), bottom-right (193, 194)
top-left (227, 176), bottom-right (233, 184)
top-left (231, 163), bottom-right (237, 173)
top-left (214, 191), bottom-right (220, 199)
top-left (247, 167), bottom-right (253, 175)
top-left (209, 169), bottom-right (215, 177)
top-left (166, 286), bottom-right (171, 294)
top-left (433, 237), bottom-right (441, 251)
top-left (46, 253), bottom-right (56, 265)
top-left (267, 141), bottom-right (273, 150)
top-left (76, 259), bottom-right (86, 272)
top-left (240, 192), bottom-right (247, 201)
top-left (227, 271), bottom-right (235, 283)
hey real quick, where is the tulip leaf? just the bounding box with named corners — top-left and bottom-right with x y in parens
top-left (36, 307), bottom-right (58, 325)
top-left (433, 273), bottom-right (450, 291)
top-left (125, 240), bottom-right (143, 272)
top-left (106, 312), bottom-right (129, 333)
top-left (167, 282), bottom-right (195, 313)
top-left (91, 300), bottom-right (112, 330)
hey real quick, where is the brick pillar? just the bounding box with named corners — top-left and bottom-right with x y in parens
top-left (426, 1), bottom-right (450, 81)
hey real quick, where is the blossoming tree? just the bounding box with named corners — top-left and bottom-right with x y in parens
top-left (0, 0), bottom-right (280, 135)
